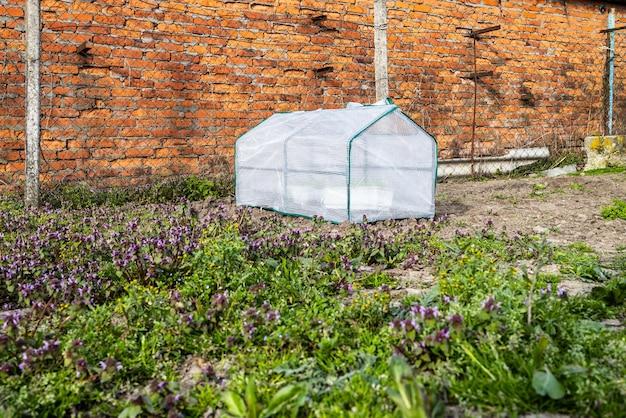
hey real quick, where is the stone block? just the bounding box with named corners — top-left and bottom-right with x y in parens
top-left (584, 136), bottom-right (626, 171)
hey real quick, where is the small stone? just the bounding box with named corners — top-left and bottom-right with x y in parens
top-left (539, 264), bottom-right (560, 275)
top-left (558, 280), bottom-right (597, 296)
top-left (542, 164), bottom-right (577, 177)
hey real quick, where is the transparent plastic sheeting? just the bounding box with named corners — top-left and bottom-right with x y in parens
top-left (235, 102), bottom-right (437, 223)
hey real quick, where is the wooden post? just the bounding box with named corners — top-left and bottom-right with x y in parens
top-left (374, 0), bottom-right (388, 101)
top-left (25, 0), bottom-right (41, 207)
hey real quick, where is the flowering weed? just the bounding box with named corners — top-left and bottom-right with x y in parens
top-left (0, 194), bottom-right (624, 417)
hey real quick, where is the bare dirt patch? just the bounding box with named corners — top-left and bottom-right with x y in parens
top-left (386, 267), bottom-right (437, 300)
top-left (437, 173), bottom-right (626, 257)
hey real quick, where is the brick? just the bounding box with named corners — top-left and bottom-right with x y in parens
top-left (125, 148), bottom-right (155, 158)
top-left (57, 149), bottom-right (90, 160)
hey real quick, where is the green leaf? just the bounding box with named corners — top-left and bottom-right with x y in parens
top-left (387, 357), bottom-right (427, 418)
top-left (263, 385), bottom-right (306, 417)
top-left (244, 379), bottom-right (258, 418)
top-left (265, 258), bottom-right (279, 268)
top-left (118, 405), bottom-right (142, 418)
top-left (532, 369), bottom-right (565, 400)
top-left (222, 391), bottom-right (247, 417)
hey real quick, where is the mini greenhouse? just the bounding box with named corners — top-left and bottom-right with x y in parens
top-left (235, 101), bottom-right (437, 223)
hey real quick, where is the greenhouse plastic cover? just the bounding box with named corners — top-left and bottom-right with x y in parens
top-left (235, 101), bottom-right (437, 223)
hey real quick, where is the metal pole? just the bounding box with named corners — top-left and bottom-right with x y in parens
top-left (374, 0), bottom-right (389, 101)
top-left (607, 8), bottom-right (616, 136)
top-left (470, 37), bottom-right (477, 176)
top-left (25, 0), bottom-right (41, 207)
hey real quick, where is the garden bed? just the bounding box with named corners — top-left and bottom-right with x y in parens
top-left (0, 173), bottom-right (624, 417)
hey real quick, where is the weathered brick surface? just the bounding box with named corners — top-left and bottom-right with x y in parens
top-left (0, 0), bottom-right (622, 186)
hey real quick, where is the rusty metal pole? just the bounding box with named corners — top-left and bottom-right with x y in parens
top-left (460, 25), bottom-right (499, 176)
top-left (470, 36), bottom-right (477, 176)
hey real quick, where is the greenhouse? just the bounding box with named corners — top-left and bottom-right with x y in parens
top-left (235, 101), bottom-right (437, 223)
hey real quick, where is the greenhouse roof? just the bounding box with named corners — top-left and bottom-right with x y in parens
top-left (237, 103), bottom-right (400, 146)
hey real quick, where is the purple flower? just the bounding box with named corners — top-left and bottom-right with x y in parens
top-left (75, 358), bottom-right (88, 377)
top-left (244, 307), bottom-right (259, 320)
top-left (448, 313), bottom-right (463, 328)
top-left (211, 292), bottom-right (228, 310)
top-left (434, 327), bottom-right (450, 344)
top-left (0, 363), bottom-right (11, 374)
top-left (410, 305), bottom-right (439, 320)
top-left (99, 357), bottom-right (122, 372)
top-left (389, 319), bottom-right (420, 333)
top-left (243, 322), bottom-right (256, 338)
top-left (164, 393), bottom-right (182, 410)
top-left (557, 286), bottom-right (567, 298)
top-left (76, 358), bottom-right (88, 369)
top-left (482, 296), bottom-right (501, 313)
top-left (1, 311), bottom-right (22, 331)
top-left (265, 310), bottom-right (280, 322)
top-left (540, 283), bottom-right (552, 296)
top-left (341, 255), bottom-right (353, 271)
top-left (180, 313), bottom-right (194, 325)
top-left (150, 380), bottom-right (168, 392)
top-left (338, 281), bottom-right (353, 295)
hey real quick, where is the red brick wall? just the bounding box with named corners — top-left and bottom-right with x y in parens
top-left (0, 0), bottom-right (621, 186)
top-left (387, 0), bottom-right (616, 158)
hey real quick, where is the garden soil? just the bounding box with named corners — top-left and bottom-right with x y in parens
top-left (437, 172), bottom-right (626, 258)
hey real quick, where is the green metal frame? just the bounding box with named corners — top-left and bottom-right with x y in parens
top-left (399, 110), bottom-right (438, 201)
top-left (346, 105), bottom-right (398, 222)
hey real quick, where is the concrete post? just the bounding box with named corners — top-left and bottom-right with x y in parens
top-left (25, 0), bottom-right (41, 207)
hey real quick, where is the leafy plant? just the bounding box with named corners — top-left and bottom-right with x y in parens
top-left (601, 199), bottom-right (626, 220)
top-left (222, 379), bottom-right (307, 418)
top-left (554, 243), bottom-right (608, 281)
top-left (530, 183), bottom-right (548, 197)
top-left (532, 368), bottom-right (565, 400)
top-left (39, 175), bottom-right (229, 210)
top-left (387, 357), bottom-right (428, 418)
top-left (576, 166), bottom-right (625, 176)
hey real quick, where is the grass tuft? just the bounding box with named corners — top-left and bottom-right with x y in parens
top-left (601, 199), bottom-right (626, 220)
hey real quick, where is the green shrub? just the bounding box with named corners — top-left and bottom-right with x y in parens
top-left (40, 175), bottom-right (231, 209)
top-left (601, 199), bottom-right (626, 220)
top-left (554, 243), bottom-right (608, 281)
